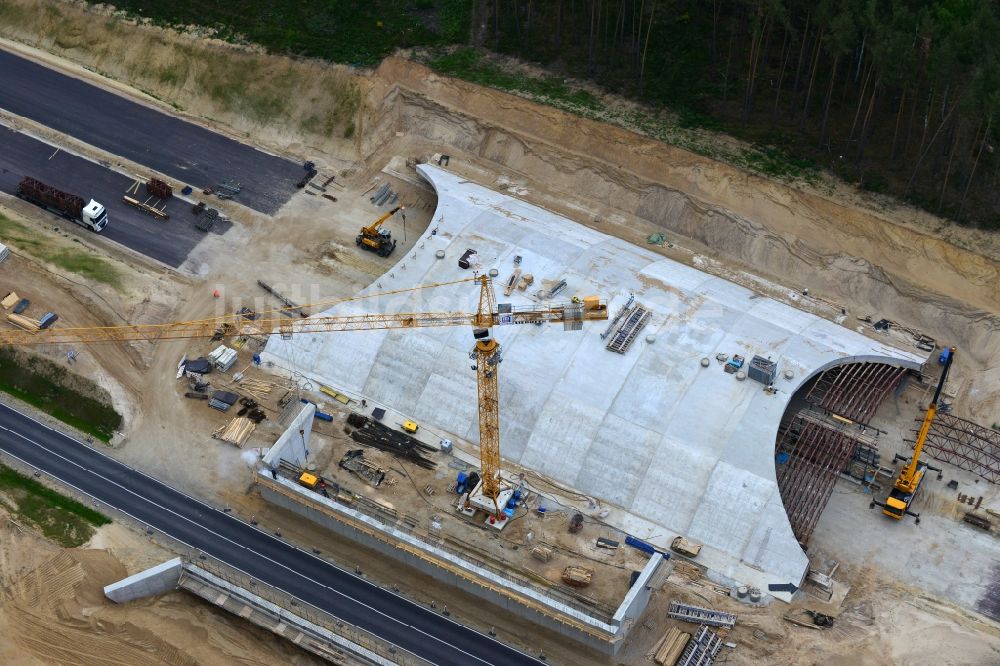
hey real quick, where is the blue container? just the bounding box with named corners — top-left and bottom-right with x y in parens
top-left (503, 507), bottom-right (515, 518)
top-left (776, 452), bottom-right (790, 465)
top-left (625, 535), bottom-right (656, 554)
top-left (506, 498), bottom-right (517, 509)
top-left (512, 489), bottom-right (523, 502)
top-left (314, 411), bottom-right (333, 422)
top-left (457, 472), bottom-right (468, 484)
top-left (939, 347), bottom-right (952, 364)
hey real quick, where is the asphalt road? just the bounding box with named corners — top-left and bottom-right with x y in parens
top-left (0, 403), bottom-right (541, 666)
top-left (0, 49), bottom-right (303, 216)
top-left (0, 127), bottom-right (230, 268)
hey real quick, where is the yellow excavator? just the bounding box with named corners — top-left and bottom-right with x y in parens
top-left (871, 347), bottom-right (955, 523)
top-left (356, 205), bottom-right (403, 257)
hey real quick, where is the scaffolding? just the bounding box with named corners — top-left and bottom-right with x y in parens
top-left (805, 362), bottom-right (907, 423)
top-left (775, 416), bottom-right (867, 543)
top-left (916, 413), bottom-right (1000, 484)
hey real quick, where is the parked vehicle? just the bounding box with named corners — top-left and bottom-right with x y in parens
top-left (16, 176), bottom-right (109, 232)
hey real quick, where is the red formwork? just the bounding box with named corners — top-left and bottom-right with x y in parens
top-left (916, 413), bottom-right (1000, 484)
top-left (17, 176), bottom-right (85, 217)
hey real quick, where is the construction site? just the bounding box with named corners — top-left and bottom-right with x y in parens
top-left (0, 3), bottom-right (998, 665)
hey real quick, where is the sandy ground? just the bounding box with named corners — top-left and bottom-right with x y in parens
top-left (0, 509), bottom-right (325, 665)
top-left (611, 562), bottom-right (1000, 666)
top-left (0, 2), bottom-right (997, 664)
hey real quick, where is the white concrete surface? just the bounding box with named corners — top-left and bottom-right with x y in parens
top-left (262, 402), bottom-right (315, 469)
top-left (104, 557), bottom-right (182, 603)
top-left (263, 164), bottom-right (925, 595)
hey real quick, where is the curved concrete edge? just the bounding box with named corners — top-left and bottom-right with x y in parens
top-left (262, 163), bottom-right (927, 604)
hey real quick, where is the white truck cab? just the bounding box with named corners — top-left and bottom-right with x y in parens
top-left (82, 200), bottom-right (109, 232)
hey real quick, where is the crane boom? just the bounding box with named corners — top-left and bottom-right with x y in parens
top-left (361, 205), bottom-right (404, 236)
top-left (898, 347), bottom-right (955, 492)
top-left (875, 347), bottom-right (955, 522)
top-left (0, 301), bottom-right (605, 346)
top-left (0, 276), bottom-right (608, 519)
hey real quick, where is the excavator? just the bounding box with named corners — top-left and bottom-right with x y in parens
top-left (356, 205), bottom-right (403, 257)
top-left (871, 347), bottom-right (955, 523)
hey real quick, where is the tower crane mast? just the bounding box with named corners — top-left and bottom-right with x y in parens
top-left (0, 276), bottom-right (608, 519)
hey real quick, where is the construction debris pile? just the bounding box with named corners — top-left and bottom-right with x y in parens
top-left (339, 449), bottom-right (386, 487)
top-left (346, 413), bottom-right (437, 469)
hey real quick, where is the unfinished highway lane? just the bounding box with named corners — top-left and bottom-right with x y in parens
top-left (0, 128), bottom-right (230, 268)
top-left (0, 404), bottom-right (540, 666)
top-left (0, 49), bottom-right (302, 216)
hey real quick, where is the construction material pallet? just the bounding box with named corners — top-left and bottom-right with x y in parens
top-left (677, 625), bottom-right (723, 666)
top-left (668, 602), bottom-right (737, 629)
top-left (605, 303), bottom-right (651, 354)
top-left (195, 207), bottom-right (219, 232)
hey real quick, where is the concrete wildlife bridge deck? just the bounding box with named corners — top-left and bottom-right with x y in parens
top-left (263, 164), bottom-right (926, 599)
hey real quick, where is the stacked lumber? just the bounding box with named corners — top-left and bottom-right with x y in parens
top-left (531, 545), bottom-right (553, 562)
top-left (213, 417), bottom-right (256, 447)
top-left (1, 292), bottom-right (19, 310)
top-left (654, 627), bottom-right (690, 665)
top-left (231, 377), bottom-right (283, 402)
top-left (7, 313), bottom-right (40, 331)
top-left (561, 565), bottom-right (593, 588)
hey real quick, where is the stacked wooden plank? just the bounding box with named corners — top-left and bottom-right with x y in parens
top-left (232, 377), bottom-right (282, 402)
top-left (213, 417), bottom-right (256, 447)
top-left (7, 313), bottom-right (40, 331)
top-left (561, 565), bottom-right (593, 588)
top-left (654, 627), bottom-right (691, 666)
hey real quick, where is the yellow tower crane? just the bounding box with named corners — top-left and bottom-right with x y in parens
top-left (0, 275), bottom-right (608, 517)
top-left (870, 347), bottom-right (956, 523)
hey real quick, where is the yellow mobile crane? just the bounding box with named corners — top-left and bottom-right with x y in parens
top-left (0, 275), bottom-right (607, 517)
top-left (871, 347), bottom-right (955, 523)
top-left (356, 205), bottom-right (404, 257)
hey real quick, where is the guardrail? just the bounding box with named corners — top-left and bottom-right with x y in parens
top-left (190, 554), bottom-right (433, 666)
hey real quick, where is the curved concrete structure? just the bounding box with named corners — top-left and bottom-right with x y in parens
top-left (263, 165), bottom-right (924, 594)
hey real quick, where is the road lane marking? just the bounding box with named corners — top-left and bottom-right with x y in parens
top-left (0, 418), bottom-right (536, 665)
top-left (0, 405), bottom-right (542, 663)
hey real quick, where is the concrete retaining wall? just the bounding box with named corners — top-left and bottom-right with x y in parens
top-left (103, 557), bottom-right (183, 603)
top-left (258, 474), bottom-right (663, 655)
top-left (263, 402), bottom-right (315, 469)
top-left (614, 553), bottom-right (663, 632)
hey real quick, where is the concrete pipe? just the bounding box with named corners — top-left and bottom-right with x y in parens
top-left (700, 357), bottom-right (710, 367)
top-left (435, 250), bottom-right (445, 259)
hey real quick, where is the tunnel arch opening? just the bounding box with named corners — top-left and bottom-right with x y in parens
top-left (774, 360), bottom-right (920, 546)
